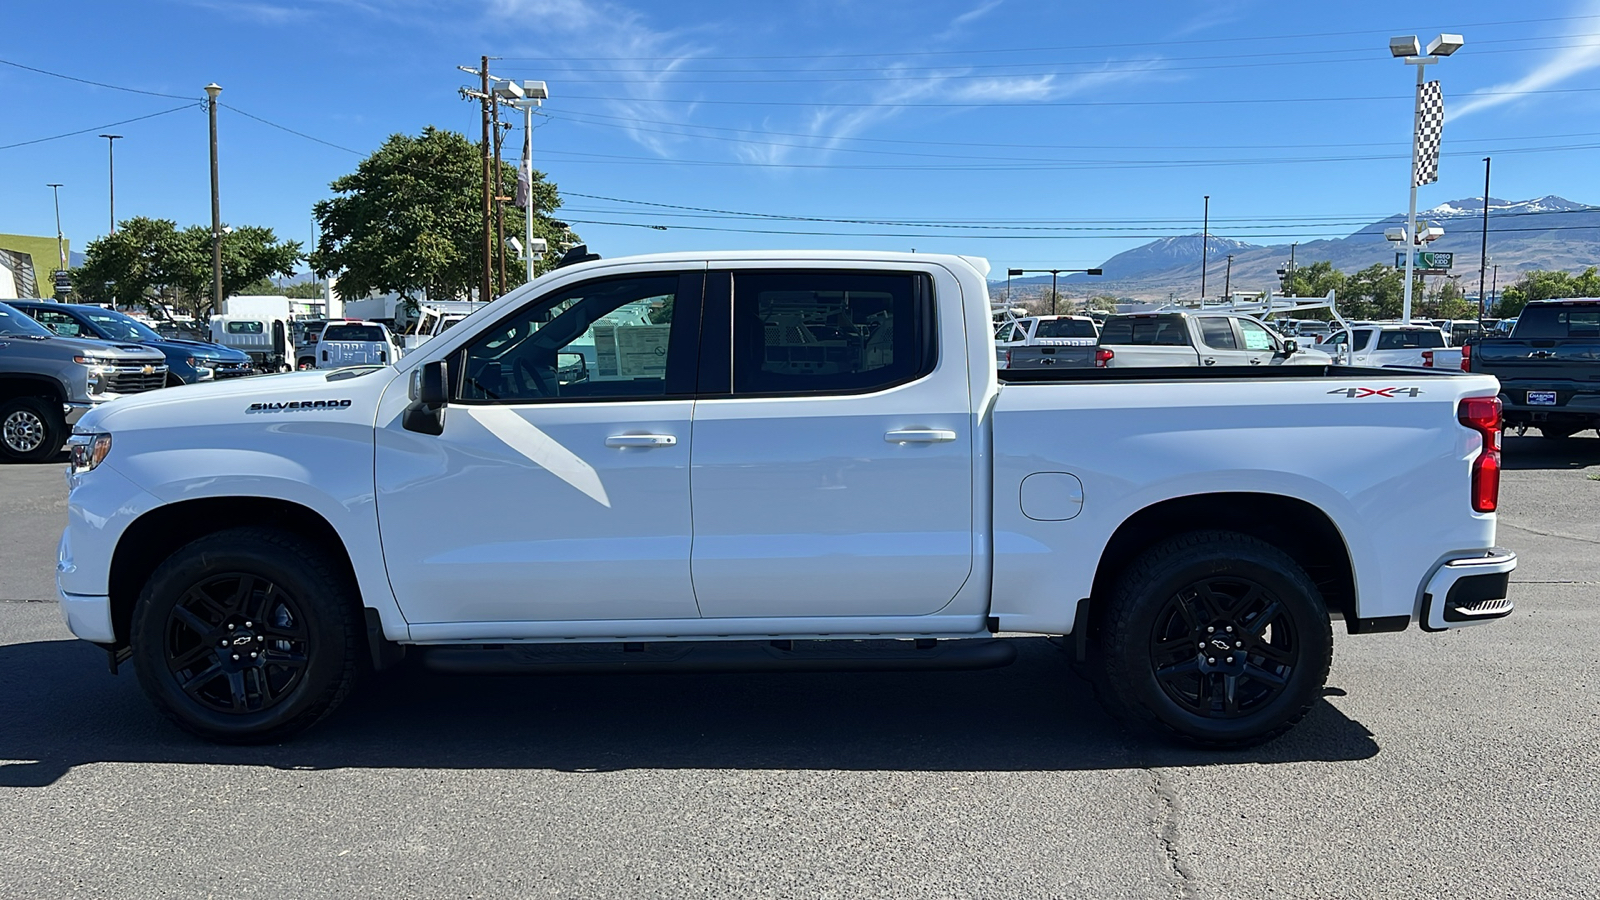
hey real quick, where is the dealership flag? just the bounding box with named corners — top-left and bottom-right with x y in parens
top-left (516, 129), bottom-right (532, 209)
top-left (1413, 80), bottom-right (1444, 187)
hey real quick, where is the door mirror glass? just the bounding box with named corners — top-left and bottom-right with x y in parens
top-left (1282, 339), bottom-right (1299, 355)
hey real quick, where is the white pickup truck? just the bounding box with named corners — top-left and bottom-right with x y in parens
top-left (1322, 323), bottom-right (1462, 370)
top-left (57, 251), bottom-right (1515, 747)
top-left (1099, 311), bottom-right (1334, 368)
top-left (315, 320), bottom-right (400, 368)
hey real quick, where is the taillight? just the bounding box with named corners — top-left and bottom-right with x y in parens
top-left (1094, 348), bottom-right (1114, 368)
top-left (1458, 396), bottom-right (1501, 513)
top-left (1422, 349), bottom-right (1434, 367)
top-left (1460, 343), bottom-right (1472, 372)
top-left (1005, 350), bottom-right (1013, 367)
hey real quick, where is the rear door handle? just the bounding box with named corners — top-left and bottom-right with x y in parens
top-left (1202, 358), bottom-right (1217, 366)
top-left (605, 434), bottom-right (677, 448)
top-left (885, 429), bottom-right (957, 443)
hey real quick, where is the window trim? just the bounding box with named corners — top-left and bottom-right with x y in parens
top-left (697, 268), bottom-right (939, 400)
top-left (448, 271), bottom-right (705, 406)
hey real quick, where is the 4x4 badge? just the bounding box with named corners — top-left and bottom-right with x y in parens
top-left (1327, 387), bottom-right (1424, 398)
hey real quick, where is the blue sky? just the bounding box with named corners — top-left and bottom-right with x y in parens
top-left (5, 0), bottom-right (1600, 278)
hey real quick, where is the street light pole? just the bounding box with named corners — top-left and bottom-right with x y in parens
top-left (1479, 156), bottom-right (1491, 319)
top-left (1200, 195), bottom-right (1210, 298)
top-left (98, 134), bottom-right (122, 235)
top-left (46, 183), bottom-right (65, 297)
top-left (1391, 33), bottom-right (1463, 325)
top-left (1007, 267), bottom-right (1104, 316)
top-left (1224, 254), bottom-right (1233, 299)
top-left (205, 83), bottom-right (224, 312)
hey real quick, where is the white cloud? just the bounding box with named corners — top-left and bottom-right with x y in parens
top-left (1451, 2), bottom-right (1600, 121)
top-left (934, 0), bottom-right (1004, 42)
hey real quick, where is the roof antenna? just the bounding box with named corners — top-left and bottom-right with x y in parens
top-left (554, 244), bottom-right (601, 269)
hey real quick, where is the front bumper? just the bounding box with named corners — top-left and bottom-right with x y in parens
top-left (63, 401), bottom-right (95, 425)
top-left (1421, 548), bottom-right (1517, 632)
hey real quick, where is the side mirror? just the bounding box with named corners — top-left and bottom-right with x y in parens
top-left (402, 359), bottom-right (448, 435)
top-left (1281, 339), bottom-right (1299, 356)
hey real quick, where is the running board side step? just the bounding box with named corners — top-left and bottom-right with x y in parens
top-left (420, 638), bottom-right (1017, 675)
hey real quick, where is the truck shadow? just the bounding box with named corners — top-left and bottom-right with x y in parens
top-left (1502, 433), bottom-right (1600, 470)
top-left (0, 637), bottom-right (1379, 787)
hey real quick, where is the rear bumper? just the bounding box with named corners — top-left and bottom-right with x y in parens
top-left (1421, 548), bottom-right (1517, 632)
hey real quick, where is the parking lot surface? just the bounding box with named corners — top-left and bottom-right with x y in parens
top-left (2, 436), bottom-right (1598, 899)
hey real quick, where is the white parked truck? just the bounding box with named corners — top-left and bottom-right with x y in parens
top-left (314, 320), bottom-right (400, 368)
top-left (1099, 311), bottom-right (1333, 368)
top-left (57, 251), bottom-right (1515, 746)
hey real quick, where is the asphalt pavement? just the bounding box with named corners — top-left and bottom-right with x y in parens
top-left (2, 436), bottom-right (1597, 899)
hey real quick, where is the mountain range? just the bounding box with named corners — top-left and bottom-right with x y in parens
top-left (996, 196), bottom-right (1600, 301)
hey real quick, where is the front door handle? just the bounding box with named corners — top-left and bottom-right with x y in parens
top-left (1202, 357), bottom-right (1217, 366)
top-left (1249, 358), bottom-right (1263, 365)
top-left (885, 429), bottom-right (957, 444)
top-left (605, 434), bottom-right (678, 448)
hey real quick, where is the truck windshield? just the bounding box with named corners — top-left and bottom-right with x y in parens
top-left (81, 309), bottom-right (162, 343)
top-left (1034, 319), bottom-right (1097, 338)
top-left (1099, 315), bottom-right (1188, 346)
top-left (1512, 305), bottom-right (1600, 339)
top-left (0, 302), bottom-right (55, 337)
top-left (323, 324), bottom-right (387, 342)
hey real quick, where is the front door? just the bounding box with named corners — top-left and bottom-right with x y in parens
top-left (689, 267), bottom-right (974, 620)
top-left (1235, 317), bottom-right (1280, 366)
top-left (375, 272), bottom-right (705, 625)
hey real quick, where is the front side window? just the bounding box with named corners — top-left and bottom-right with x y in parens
top-left (1237, 318), bottom-right (1276, 351)
top-left (459, 274), bottom-right (684, 402)
top-left (730, 271), bottom-right (933, 396)
top-left (1198, 317), bottom-right (1237, 349)
top-left (227, 321), bottom-right (264, 335)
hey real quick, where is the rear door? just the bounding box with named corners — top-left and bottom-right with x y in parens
top-left (688, 265), bottom-right (974, 619)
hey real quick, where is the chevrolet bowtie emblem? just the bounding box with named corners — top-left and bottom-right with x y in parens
top-left (142, 365), bottom-right (155, 375)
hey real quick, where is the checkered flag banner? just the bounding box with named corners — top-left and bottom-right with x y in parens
top-left (1413, 80), bottom-right (1444, 187)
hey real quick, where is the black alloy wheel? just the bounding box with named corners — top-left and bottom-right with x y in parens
top-left (161, 573), bottom-right (311, 715)
top-left (1090, 531), bottom-right (1332, 747)
top-left (1147, 577), bottom-right (1297, 719)
top-left (131, 528), bottom-right (360, 743)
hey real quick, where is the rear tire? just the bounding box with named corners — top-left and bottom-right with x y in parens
top-left (130, 528), bottom-right (360, 744)
top-left (1090, 531), bottom-right (1332, 748)
top-left (0, 396), bottom-right (65, 462)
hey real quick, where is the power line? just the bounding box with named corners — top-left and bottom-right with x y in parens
top-left (220, 103), bottom-right (367, 155)
top-left (496, 13), bottom-right (1600, 61)
top-left (0, 56), bottom-right (198, 100)
top-left (556, 85), bottom-right (1600, 109)
top-left (0, 104), bottom-right (199, 151)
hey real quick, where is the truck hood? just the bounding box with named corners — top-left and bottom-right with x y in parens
top-left (38, 335), bottom-right (167, 362)
top-left (153, 338), bottom-right (253, 363)
top-left (80, 366), bottom-right (398, 433)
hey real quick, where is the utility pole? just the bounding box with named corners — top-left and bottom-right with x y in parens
top-left (1200, 195), bottom-right (1210, 298)
top-left (1224, 254), bottom-right (1233, 299)
top-left (1479, 156), bottom-right (1491, 320)
top-left (493, 118), bottom-right (508, 296)
top-left (1491, 264), bottom-right (1500, 314)
top-left (205, 83), bottom-right (224, 313)
top-left (46, 183), bottom-right (65, 298)
top-left (1289, 242), bottom-right (1297, 290)
top-left (98, 134), bottom-right (122, 235)
top-left (480, 57), bottom-right (493, 302)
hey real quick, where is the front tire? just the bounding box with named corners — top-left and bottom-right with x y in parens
top-left (1091, 531), bottom-right (1332, 748)
top-left (130, 528), bottom-right (360, 744)
top-left (0, 396), bottom-right (65, 462)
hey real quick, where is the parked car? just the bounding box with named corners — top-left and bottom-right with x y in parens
top-left (1097, 311), bottom-right (1332, 367)
top-left (1465, 298), bottom-right (1600, 438)
top-left (314, 320), bottom-right (400, 368)
top-left (10, 301), bottom-right (254, 386)
top-left (1321, 324), bottom-right (1461, 369)
top-left (996, 315), bottom-right (1105, 369)
top-left (57, 251), bottom-right (1515, 749)
top-left (0, 301), bottom-right (167, 462)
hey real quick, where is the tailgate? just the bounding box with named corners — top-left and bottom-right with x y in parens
top-left (320, 340), bottom-right (388, 366)
top-left (1474, 339), bottom-right (1600, 410)
top-left (1008, 344), bottom-right (1097, 369)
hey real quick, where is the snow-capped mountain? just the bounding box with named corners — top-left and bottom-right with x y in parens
top-left (993, 196), bottom-right (1600, 300)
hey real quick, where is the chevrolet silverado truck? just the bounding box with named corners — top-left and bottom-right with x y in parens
top-left (10, 300), bottom-right (255, 386)
top-left (315, 320), bottom-right (399, 368)
top-left (1465, 298), bottom-right (1600, 439)
top-left (996, 315), bottom-right (1106, 370)
top-left (0, 301), bottom-right (168, 462)
top-left (56, 251), bottom-right (1516, 747)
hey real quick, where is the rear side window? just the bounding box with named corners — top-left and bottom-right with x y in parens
top-left (1513, 306), bottom-right (1600, 338)
top-left (1376, 330), bottom-right (1445, 350)
top-left (1035, 318), bottom-right (1097, 338)
top-left (1100, 315), bottom-right (1189, 346)
top-left (731, 271), bottom-right (933, 396)
top-left (322, 324), bottom-right (387, 342)
top-left (1197, 317), bottom-right (1236, 349)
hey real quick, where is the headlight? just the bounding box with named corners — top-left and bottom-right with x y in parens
top-left (67, 432), bottom-right (113, 475)
top-left (72, 355), bottom-right (113, 368)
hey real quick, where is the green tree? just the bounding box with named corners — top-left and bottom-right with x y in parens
top-left (1285, 260), bottom-right (1346, 315)
top-left (70, 217), bottom-right (185, 311)
top-left (310, 126), bottom-right (572, 304)
top-left (166, 225), bottom-right (302, 320)
top-left (1495, 267), bottom-right (1600, 318)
